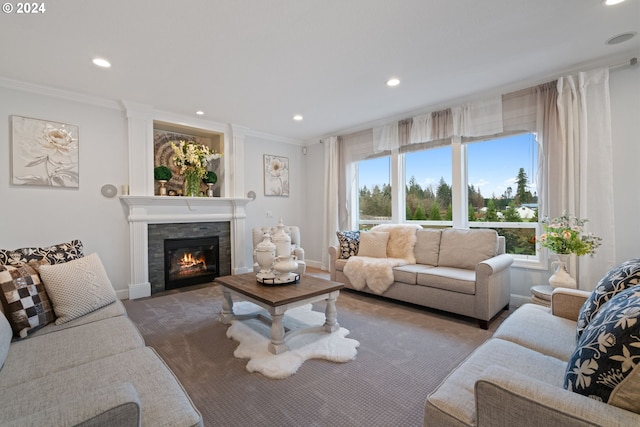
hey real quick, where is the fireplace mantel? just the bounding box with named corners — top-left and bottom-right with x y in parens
top-left (120, 196), bottom-right (252, 299)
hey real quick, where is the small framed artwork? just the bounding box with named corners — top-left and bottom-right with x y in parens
top-left (10, 115), bottom-right (79, 188)
top-left (264, 154), bottom-right (289, 196)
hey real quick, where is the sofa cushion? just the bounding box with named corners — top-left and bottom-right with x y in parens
top-left (438, 229), bottom-right (498, 270)
top-left (576, 258), bottom-right (640, 338)
top-left (28, 299), bottom-right (126, 337)
top-left (417, 267), bottom-right (476, 295)
top-left (336, 231), bottom-right (360, 259)
top-left (0, 264), bottom-right (56, 338)
top-left (392, 264), bottom-right (435, 285)
top-left (426, 338), bottom-right (566, 427)
top-left (565, 286), bottom-right (640, 413)
top-left (357, 231), bottom-right (389, 258)
top-left (414, 229), bottom-right (441, 266)
top-left (493, 303), bottom-right (577, 361)
top-left (0, 315), bottom-right (145, 389)
top-left (0, 240), bottom-right (84, 266)
top-left (39, 253), bottom-right (117, 325)
top-left (0, 347), bottom-right (202, 427)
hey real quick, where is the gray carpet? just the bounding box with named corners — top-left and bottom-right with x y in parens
top-left (124, 283), bottom-right (510, 427)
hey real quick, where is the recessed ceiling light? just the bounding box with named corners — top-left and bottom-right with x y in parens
top-left (293, 115), bottom-right (303, 121)
top-left (92, 58), bottom-right (111, 68)
top-left (604, 0), bottom-right (625, 5)
top-left (196, 110), bottom-right (204, 116)
top-left (386, 78), bottom-right (400, 87)
top-left (607, 32), bottom-right (637, 45)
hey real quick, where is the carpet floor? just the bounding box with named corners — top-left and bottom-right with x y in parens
top-left (124, 283), bottom-right (511, 427)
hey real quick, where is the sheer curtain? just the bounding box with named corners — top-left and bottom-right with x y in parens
top-left (321, 136), bottom-right (339, 269)
top-left (554, 68), bottom-right (615, 289)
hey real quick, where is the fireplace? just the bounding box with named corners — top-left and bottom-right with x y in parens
top-left (164, 237), bottom-right (219, 290)
top-left (147, 221), bottom-right (232, 294)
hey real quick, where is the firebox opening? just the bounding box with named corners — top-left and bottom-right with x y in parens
top-left (164, 236), bottom-right (219, 290)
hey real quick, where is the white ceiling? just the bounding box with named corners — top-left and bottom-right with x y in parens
top-left (0, 0), bottom-right (638, 141)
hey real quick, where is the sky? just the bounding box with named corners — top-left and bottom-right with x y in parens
top-left (358, 133), bottom-right (538, 200)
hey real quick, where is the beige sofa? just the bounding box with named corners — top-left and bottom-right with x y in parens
top-left (329, 227), bottom-right (513, 328)
top-left (425, 289), bottom-right (640, 426)
top-left (0, 241), bottom-right (202, 427)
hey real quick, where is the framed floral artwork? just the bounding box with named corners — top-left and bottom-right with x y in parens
top-left (264, 154), bottom-right (289, 196)
top-left (10, 116), bottom-right (79, 188)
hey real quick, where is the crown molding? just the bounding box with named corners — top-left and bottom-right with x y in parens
top-left (0, 76), bottom-right (122, 110)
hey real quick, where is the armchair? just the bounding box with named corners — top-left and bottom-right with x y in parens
top-left (252, 224), bottom-right (306, 275)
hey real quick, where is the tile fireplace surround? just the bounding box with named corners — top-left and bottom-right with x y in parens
top-left (120, 196), bottom-right (252, 299)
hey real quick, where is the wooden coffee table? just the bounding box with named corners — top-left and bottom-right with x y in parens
top-left (216, 272), bottom-right (344, 354)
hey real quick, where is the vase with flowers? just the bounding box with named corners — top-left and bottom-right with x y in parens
top-left (170, 140), bottom-right (221, 197)
top-left (537, 212), bottom-right (602, 288)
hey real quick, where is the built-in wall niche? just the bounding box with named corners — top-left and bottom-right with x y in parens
top-left (153, 121), bottom-right (224, 197)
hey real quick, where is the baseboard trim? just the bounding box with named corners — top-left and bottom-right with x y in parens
top-left (510, 293), bottom-right (532, 308)
top-left (128, 282), bottom-right (151, 300)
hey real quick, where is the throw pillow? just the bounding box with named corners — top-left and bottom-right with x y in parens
top-left (576, 258), bottom-right (640, 338)
top-left (38, 253), bottom-right (117, 325)
top-left (336, 231), bottom-right (360, 259)
top-left (0, 263), bottom-right (56, 338)
top-left (0, 240), bottom-right (84, 266)
top-left (564, 286), bottom-right (640, 413)
top-left (357, 231), bottom-right (390, 258)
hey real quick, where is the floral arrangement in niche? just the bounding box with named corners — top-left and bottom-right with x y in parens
top-left (170, 140), bottom-right (221, 196)
top-left (537, 212), bottom-right (602, 256)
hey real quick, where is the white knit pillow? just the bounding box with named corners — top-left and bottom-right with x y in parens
top-left (38, 253), bottom-right (117, 325)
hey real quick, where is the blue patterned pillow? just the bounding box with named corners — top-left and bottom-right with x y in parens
top-left (336, 231), bottom-right (360, 260)
top-left (564, 286), bottom-right (640, 413)
top-left (576, 258), bottom-right (640, 338)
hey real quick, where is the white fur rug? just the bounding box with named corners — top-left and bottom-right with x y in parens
top-left (226, 302), bottom-right (360, 379)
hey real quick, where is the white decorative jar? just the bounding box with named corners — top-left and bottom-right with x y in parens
top-left (254, 233), bottom-right (276, 275)
top-left (271, 218), bottom-right (291, 258)
top-left (548, 253), bottom-right (577, 289)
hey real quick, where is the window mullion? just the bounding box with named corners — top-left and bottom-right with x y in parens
top-left (451, 137), bottom-right (467, 228)
top-left (391, 149), bottom-right (402, 223)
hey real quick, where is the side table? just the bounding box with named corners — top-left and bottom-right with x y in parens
top-left (531, 285), bottom-right (553, 307)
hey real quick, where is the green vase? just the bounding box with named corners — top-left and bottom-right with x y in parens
top-left (183, 168), bottom-right (201, 197)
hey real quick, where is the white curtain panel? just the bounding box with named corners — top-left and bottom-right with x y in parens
top-left (409, 113), bottom-right (432, 144)
top-left (321, 136), bottom-right (339, 269)
top-left (373, 122), bottom-right (399, 153)
top-left (556, 68), bottom-right (616, 289)
top-left (452, 96), bottom-right (504, 137)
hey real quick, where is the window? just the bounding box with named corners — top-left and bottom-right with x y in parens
top-left (467, 133), bottom-right (539, 263)
top-left (353, 132), bottom-right (541, 265)
top-left (357, 156), bottom-right (391, 230)
top-left (404, 146), bottom-right (452, 224)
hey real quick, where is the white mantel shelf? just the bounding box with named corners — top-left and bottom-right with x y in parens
top-left (120, 195), bottom-right (252, 223)
top-left (120, 195), bottom-right (253, 299)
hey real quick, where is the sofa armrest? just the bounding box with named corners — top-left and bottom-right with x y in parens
top-left (477, 253), bottom-right (514, 274)
top-left (551, 288), bottom-right (591, 321)
top-left (475, 366), bottom-right (640, 427)
top-left (4, 382), bottom-right (141, 427)
top-left (292, 247), bottom-right (305, 261)
top-left (328, 245), bottom-right (339, 281)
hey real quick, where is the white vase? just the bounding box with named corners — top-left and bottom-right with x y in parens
top-left (548, 254), bottom-right (577, 289)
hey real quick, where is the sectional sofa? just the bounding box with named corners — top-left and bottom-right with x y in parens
top-left (0, 241), bottom-right (202, 427)
top-left (329, 226), bottom-right (513, 328)
top-left (425, 285), bottom-right (640, 426)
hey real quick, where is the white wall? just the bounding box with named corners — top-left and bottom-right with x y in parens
top-left (0, 86), bottom-right (130, 296)
top-left (243, 135), bottom-right (305, 266)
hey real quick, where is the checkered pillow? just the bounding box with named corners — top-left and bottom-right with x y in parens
top-left (0, 264), bottom-right (56, 338)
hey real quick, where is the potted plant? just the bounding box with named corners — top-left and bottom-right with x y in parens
top-left (154, 166), bottom-right (172, 196)
top-left (203, 171), bottom-right (217, 197)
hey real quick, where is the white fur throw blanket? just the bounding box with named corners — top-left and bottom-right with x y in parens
top-left (343, 224), bottom-right (421, 295)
